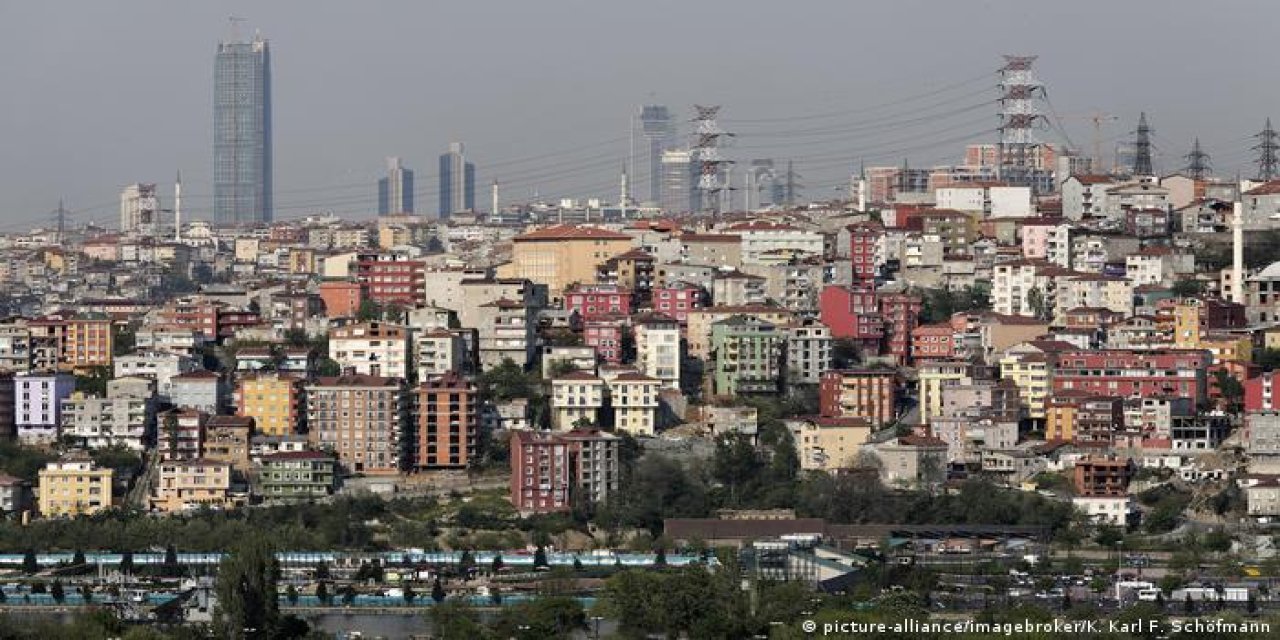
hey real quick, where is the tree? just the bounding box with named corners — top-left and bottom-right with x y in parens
top-left (22, 549), bottom-right (38, 575)
top-left (654, 547), bottom-right (667, 567)
top-left (341, 586), bottom-right (357, 605)
top-left (1027, 286), bottom-right (1050, 321)
top-left (1171, 278), bottom-right (1205, 298)
top-left (315, 581), bottom-right (330, 605)
top-left (51, 580), bottom-right (65, 603)
top-left (491, 553), bottom-right (504, 574)
top-left (356, 300), bottom-right (383, 322)
top-left (1094, 525), bottom-right (1124, 549)
top-left (72, 549), bottom-right (86, 566)
top-left (1213, 369), bottom-right (1244, 413)
top-left (403, 585), bottom-right (416, 603)
top-left (458, 549), bottom-right (475, 576)
top-left (314, 561), bottom-right (330, 580)
top-left (286, 585), bottom-right (299, 605)
top-left (162, 544), bottom-right (181, 578)
top-left (119, 551), bottom-right (134, 575)
top-left (431, 577), bottom-right (446, 603)
top-left (212, 536), bottom-right (281, 640)
top-left (427, 601), bottom-right (488, 639)
top-left (1183, 594), bottom-right (1194, 615)
top-left (573, 556), bottom-right (584, 572)
top-left (534, 545), bottom-right (549, 570)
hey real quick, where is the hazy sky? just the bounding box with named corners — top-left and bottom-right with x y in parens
top-left (2, 0), bottom-right (1278, 228)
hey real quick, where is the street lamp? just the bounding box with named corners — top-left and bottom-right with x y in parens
top-left (591, 615), bottom-right (604, 640)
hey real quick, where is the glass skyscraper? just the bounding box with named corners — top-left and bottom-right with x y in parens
top-left (438, 142), bottom-right (475, 219)
top-left (213, 33), bottom-right (272, 226)
top-left (378, 157), bottom-right (414, 215)
top-left (640, 105), bottom-right (676, 206)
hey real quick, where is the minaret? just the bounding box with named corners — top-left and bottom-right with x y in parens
top-left (1233, 201), bottom-right (1245, 304)
top-left (620, 162), bottom-right (629, 215)
top-left (174, 171), bottom-right (183, 243)
top-left (491, 180), bottom-right (499, 220)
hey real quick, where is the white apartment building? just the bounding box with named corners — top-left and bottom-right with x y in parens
top-left (329, 322), bottom-right (411, 380)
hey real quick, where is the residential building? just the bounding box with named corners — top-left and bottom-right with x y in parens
top-left (496, 225), bottom-right (633, 301)
top-left (416, 329), bottom-right (470, 380)
top-left (874, 435), bottom-right (948, 488)
top-left (564, 284), bottom-right (633, 321)
top-left (711, 270), bottom-right (767, 306)
top-left (306, 375), bottom-right (408, 475)
top-left (918, 361), bottom-right (976, 425)
top-left (819, 285), bottom-right (882, 349)
top-left (259, 451), bottom-right (339, 501)
top-left (477, 298), bottom-right (536, 371)
top-left (509, 429), bottom-right (620, 515)
top-left (329, 322), bottom-right (411, 380)
top-left (235, 373), bottom-right (303, 437)
top-left (213, 32), bottom-right (272, 225)
top-left (1243, 411), bottom-right (1280, 473)
top-left (59, 377), bottom-right (155, 451)
top-left (847, 222), bottom-right (884, 283)
top-left (169, 370), bottom-right (227, 414)
top-left (0, 474), bottom-right (29, 515)
top-left (818, 370), bottom-right (896, 426)
top-left (787, 416), bottom-right (873, 472)
top-left (785, 319), bottom-right (832, 388)
top-left (686, 306), bottom-right (795, 360)
top-left (318, 280), bottom-right (364, 319)
top-left (710, 315), bottom-right (784, 396)
top-left (37, 456), bottom-right (114, 517)
top-left (355, 252), bottom-right (426, 308)
top-left (157, 409), bottom-right (208, 461)
top-left (1073, 455), bottom-right (1135, 496)
top-left (204, 415), bottom-right (254, 472)
top-left (14, 371), bottom-right (76, 444)
top-left (1052, 349), bottom-right (1211, 405)
top-left (634, 314), bottom-right (681, 389)
top-left (113, 350), bottom-right (200, 400)
top-left (607, 372), bottom-right (660, 436)
top-left (415, 372), bottom-right (478, 469)
top-left (150, 459), bottom-right (233, 513)
top-left (550, 371), bottom-right (606, 430)
top-left (652, 283), bottom-right (704, 324)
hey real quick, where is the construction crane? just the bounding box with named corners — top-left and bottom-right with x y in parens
top-left (1058, 111), bottom-right (1119, 173)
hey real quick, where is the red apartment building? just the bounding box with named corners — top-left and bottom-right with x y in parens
top-left (910, 323), bottom-right (955, 361)
top-left (356, 252), bottom-right (426, 307)
top-left (415, 371), bottom-right (478, 470)
top-left (1052, 349), bottom-right (1212, 405)
top-left (318, 281), bottom-right (365, 319)
top-left (1245, 372), bottom-right (1280, 411)
top-left (847, 222), bottom-right (883, 283)
top-left (818, 370), bottom-right (898, 426)
top-left (564, 284), bottom-right (633, 321)
top-left (879, 292), bottom-right (922, 364)
top-left (652, 284), bottom-right (703, 325)
top-left (584, 317), bottom-right (627, 363)
top-left (509, 429), bottom-right (620, 515)
top-left (819, 285), bottom-right (883, 350)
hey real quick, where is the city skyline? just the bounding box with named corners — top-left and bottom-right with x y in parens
top-left (3, 0), bottom-right (1280, 228)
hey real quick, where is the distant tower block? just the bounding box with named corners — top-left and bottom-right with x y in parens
top-left (997, 55), bottom-right (1047, 187)
top-left (640, 105), bottom-right (675, 205)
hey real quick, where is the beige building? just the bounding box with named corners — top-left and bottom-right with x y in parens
top-left (306, 375), bottom-right (408, 475)
top-left (917, 361), bottom-right (976, 425)
top-left (38, 456), bottom-right (114, 517)
top-left (550, 371), bottom-right (606, 430)
top-left (787, 417), bottom-right (873, 472)
top-left (607, 372), bottom-right (661, 436)
top-left (497, 225), bottom-right (633, 300)
top-left (150, 459), bottom-right (233, 513)
top-left (874, 435), bottom-right (948, 488)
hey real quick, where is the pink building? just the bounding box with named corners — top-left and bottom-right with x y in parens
top-left (1020, 220), bottom-right (1056, 260)
top-left (564, 284), bottom-right (633, 321)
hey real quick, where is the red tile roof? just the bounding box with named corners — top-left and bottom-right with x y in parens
top-left (516, 225), bottom-right (631, 241)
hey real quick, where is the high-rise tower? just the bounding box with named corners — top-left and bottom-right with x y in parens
top-left (213, 29), bottom-right (272, 226)
top-left (120, 183), bottom-right (159, 233)
top-left (640, 105), bottom-right (675, 206)
top-left (438, 142), bottom-right (475, 219)
top-left (377, 157), bottom-right (414, 216)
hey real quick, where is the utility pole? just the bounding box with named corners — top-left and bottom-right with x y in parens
top-left (1133, 112), bottom-right (1153, 177)
top-left (52, 199), bottom-right (71, 244)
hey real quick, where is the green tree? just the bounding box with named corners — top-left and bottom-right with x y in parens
top-left (534, 545), bottom-right (549, 570)
top-left (458, 549), bottom-right (475, 575)
top-left (22, 550), bottom-right (38, 575)
top-left (119, 551), bottom-right (134, 575)
top-left (403, 584), bottom-right (416, 603)
top-left (427, 600), bottom-right (489, 639)
top-left (1027, 286), bottom-right (1050, 321)
top-left (212, 536), bottom-right (281, 640)
top-left (573, 556), bottom-right (584, 572)
top-left (50, 580), bottom-right (65, 603)
top-left (431, 577), bottom-right (446, 603)
top-left (162, 544), bottom-right (181, 578)
top-left (491, 553), bottom-right (504, 574)
top-left (1214, 369), bottom-right (1245, 413)
top-left (72, 549), bottom-right (86, 566)
top-left (356, 300), bottom-right (383, 322)
top-left (315, 580), bottom-right (329, 605)
top-left (1171, 278), bottom-right (1205, 298)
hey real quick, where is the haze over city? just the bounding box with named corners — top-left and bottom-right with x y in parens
top-left (2, 0), bottom-right (1279, 227)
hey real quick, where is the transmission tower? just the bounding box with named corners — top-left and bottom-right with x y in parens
top-left (997, 55), bottom-right (1047, 186)
top-left (52, 198), bottom-right (71, 244)
top-left (1132, 112), bottom-right (1153, 176)
top-left (692, 105), bottom-right (733, 215)
top-left (1256, 118), bottom-right (1279, 181)
top-left (1183, 138), bottom-right (1211, 179)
